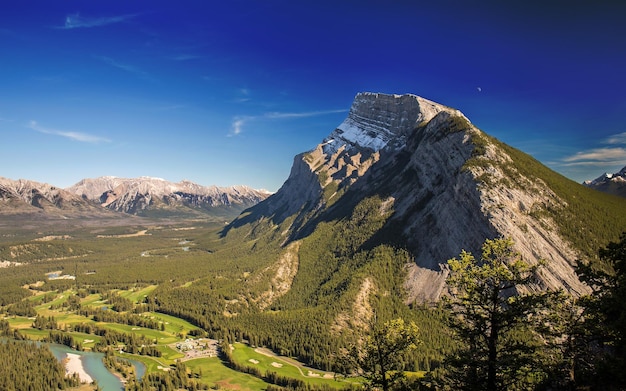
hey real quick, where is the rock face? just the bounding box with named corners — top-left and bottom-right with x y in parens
top-left (324, 92), bottom-right (460, 153)
top-left (0, 177), bottom-right (112, 218)
top-left (229, 92), bottom-right (593, 302)
top-left (67, 177), bottom-right (270, 217)
top-left (583, 166), bottom-right (626, 197)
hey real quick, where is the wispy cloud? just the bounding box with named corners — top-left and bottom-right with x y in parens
top-left (152, 104), bottom-right (185, 112)
top-left (605, 132), bottom-right (626, 145)
top-left (94, 55), bottom-right (150, 80)
top-left (233, 88), bottom-right (251, 103)
top-left (228, 109), bottom-right (347, 137)
top-left (57, 13), bottom-right (137, 29)
top-left (265, 109), bottom-right (347, 119)
top-left (228, 116), bottom-right (251, 137)
top-left (561, 131), bottom-right (626, 167)
top-left (28, 121), bottom-right (110, 143)
top-left (561, 147), bottom-right (626, 166)
top-left (171, 54), bottom-right (204, 61)
top-left (231, 119), bottom-right (245, 136)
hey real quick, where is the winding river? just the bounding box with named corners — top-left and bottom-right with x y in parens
top-left (48, 343), bottom-right (145, 391)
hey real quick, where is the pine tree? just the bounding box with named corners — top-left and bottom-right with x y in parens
top-left (575, 232), bottom-right (626, 389)
top-left (441, 238), bottom-right (550, 390)
top-left (341, 318), bottom-right (419, 391)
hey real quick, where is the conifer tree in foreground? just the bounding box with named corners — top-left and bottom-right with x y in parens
top-left (340, 318), bottom-right (420, 391)
top-left (575, 232), bottom-right (626, 389)
top-left (441, 238), bottom-right (550, 391)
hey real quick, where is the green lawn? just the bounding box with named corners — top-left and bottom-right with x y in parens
top-left (99, 322), bottom-right (176, 343)
top-left (230, 343), bottom-right (353, 389)
top-left (118, 285), bottom-right (157, 304)
top-left (185, 356), bottom-right (270, 390)
top-left (80, 293), bottom-right (105, 307)
top-left (144, 311), bottom-right (201, 335)
top-left (156, 344), bottom-right (185, 361)
top-left (5, 316), bottom-right (34, 329)
top-left (120, 353), bottom-right (168, 373)
top-left (18, 328), bottom-right (49, 340)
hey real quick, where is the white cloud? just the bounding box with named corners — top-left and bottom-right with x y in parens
top-left (561, 148), bottom-right (626, 167)
top-left (560, 129), bottom-right (626, 167)
top-left (94, 56), bottom-right (150, 80)
top-left (604, 132), bottom-right (626, 145)
top-left (264, 109), bottom-right (347, 119)
top-left (57, 13), bottom-right (137, 29)
top-left (562, 147), bottom-right (626, 163)
top-left (228, 117), bottom-right (248, 137)
top-left (227, 109), bottom-right (346, 137)
top-left (28, 121), bottom-right (110, 143)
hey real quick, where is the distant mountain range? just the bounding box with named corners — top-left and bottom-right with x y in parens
top-left (0, 176), bottom-right (270, 222)
top-left (583, 166), bottom-right (626, 197)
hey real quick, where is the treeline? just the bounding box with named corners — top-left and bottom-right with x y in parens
top-left (44, 323), bottom-right (164, 358)
top-left (0, 283), bottom-right (30, 306)
top-left (44, 330), bottom-right (81, 350)
top-left (0, 319), bottom-right (24, 340)
top-left (124, 360), bottom-right (208, 391)
top-left (0, 340), bottom-right (81, 391)
top-left (77, 307), bottom-right (163, 330)
top-left (103, 348), bottom-right (135, 380)
top-left (6, 298), bottom-right (36, 317)
top-left (148, 196), bottom-right (455, 372)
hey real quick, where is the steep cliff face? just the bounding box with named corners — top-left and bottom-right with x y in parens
top-left (230, 92), bottom-right (596, 302)
top-left (323, 92), bottom-right (459, 154)
top-left (232, 93), bottom-right (461, 229)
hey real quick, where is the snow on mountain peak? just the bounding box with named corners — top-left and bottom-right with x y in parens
top-left (323, 92), bottom-right (464, 154)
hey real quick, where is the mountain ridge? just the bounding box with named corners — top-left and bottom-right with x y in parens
top-left (224, 92), bottom-right (626, 303)
top-left (0, 176), bottom-right (270, 221)
top-left (583, 166), bottom-right (626, 197)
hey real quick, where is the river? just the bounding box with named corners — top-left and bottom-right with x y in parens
top-left (47, 343), bottom-right (146, 391)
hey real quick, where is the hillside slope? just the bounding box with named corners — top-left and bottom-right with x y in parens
top-left (225, 92), bottom-right (626, 303)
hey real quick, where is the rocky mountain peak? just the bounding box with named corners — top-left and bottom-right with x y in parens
top-left (583, 165), bottom-right (626, 197)
top-left (323, 92), bottom-right (465, 154)
top-left (66, 176), bottom-right (270, 217)
top-left (228, 91), bottom-right (603, 303)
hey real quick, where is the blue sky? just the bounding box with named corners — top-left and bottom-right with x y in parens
top-left (1, 1), bottom-right (625, 191)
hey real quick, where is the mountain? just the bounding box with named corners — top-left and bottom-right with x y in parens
top-left (224, 92), bottom-right (626, 303)
top-left (0, 176), bottom-right (123, 227)
top-left (0, 177), bottom-right (108, 215)
top-left (583, 166), bottom-right (626, 197)
top-left (66, 176), bottom-right (271, 219)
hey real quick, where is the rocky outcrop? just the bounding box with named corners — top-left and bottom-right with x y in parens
top-left (231, 92), bottom-right (594, 303)
top-left (323, 92), bottom-right (460, 154)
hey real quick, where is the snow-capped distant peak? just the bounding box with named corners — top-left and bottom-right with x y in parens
top-left (584, 173), bottom-right (612, 186)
